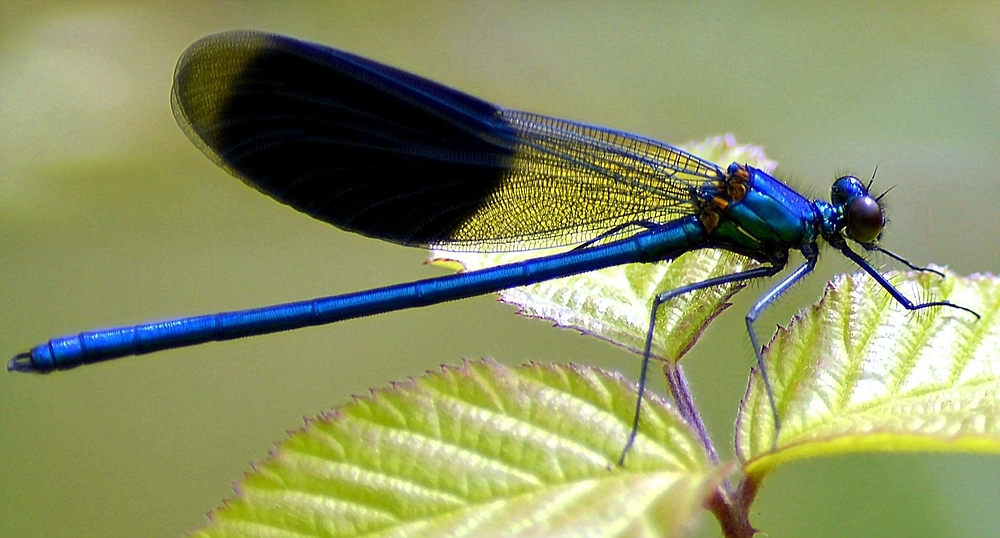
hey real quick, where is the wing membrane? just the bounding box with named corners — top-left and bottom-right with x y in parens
top-left (171, 30), bottom-right (725, 251)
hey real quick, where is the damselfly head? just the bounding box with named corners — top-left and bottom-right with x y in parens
top-left (831, 175), bottom-right (884, 244)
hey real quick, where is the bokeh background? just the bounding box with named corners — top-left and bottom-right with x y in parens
top-left (2, 2), bottom-right (999, 537)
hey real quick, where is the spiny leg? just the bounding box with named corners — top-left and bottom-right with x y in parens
top-left (840, 244), bottom-right (980, 318)
top-left (618, 263), bottom-right (784, 466)
top-left (745, 251), bottom-right (818, 450)
top-left (869, 245), bottom-right (949, 277)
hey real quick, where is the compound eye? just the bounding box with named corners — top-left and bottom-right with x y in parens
top-left (846, 196), bottom-right (883, 243)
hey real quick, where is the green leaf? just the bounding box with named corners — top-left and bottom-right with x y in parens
top-left (191, 361), bottom-right (725, 538)
top-left (737, 269), bottom-right (1000, 477)
top-left (430, 135), bottom-right (771, 363)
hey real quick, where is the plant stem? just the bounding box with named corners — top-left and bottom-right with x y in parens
top-left (706, 484), bottom-right (757, 538)
top-left (664, 362), bottom-right (762, 536)
top-left (663, 362), bottom-right (719, 466)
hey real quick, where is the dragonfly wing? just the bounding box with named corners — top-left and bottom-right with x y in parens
top-left (172, 30), bottom-right (724, 251)
top-left (465, 110), bottom-right (725, 248)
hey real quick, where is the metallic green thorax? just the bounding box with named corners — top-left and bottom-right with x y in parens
top-left (699, 164), bottom-right (822, 263)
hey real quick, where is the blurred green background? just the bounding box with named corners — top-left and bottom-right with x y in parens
top-left (2, 2), bottom-right (999, 537)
